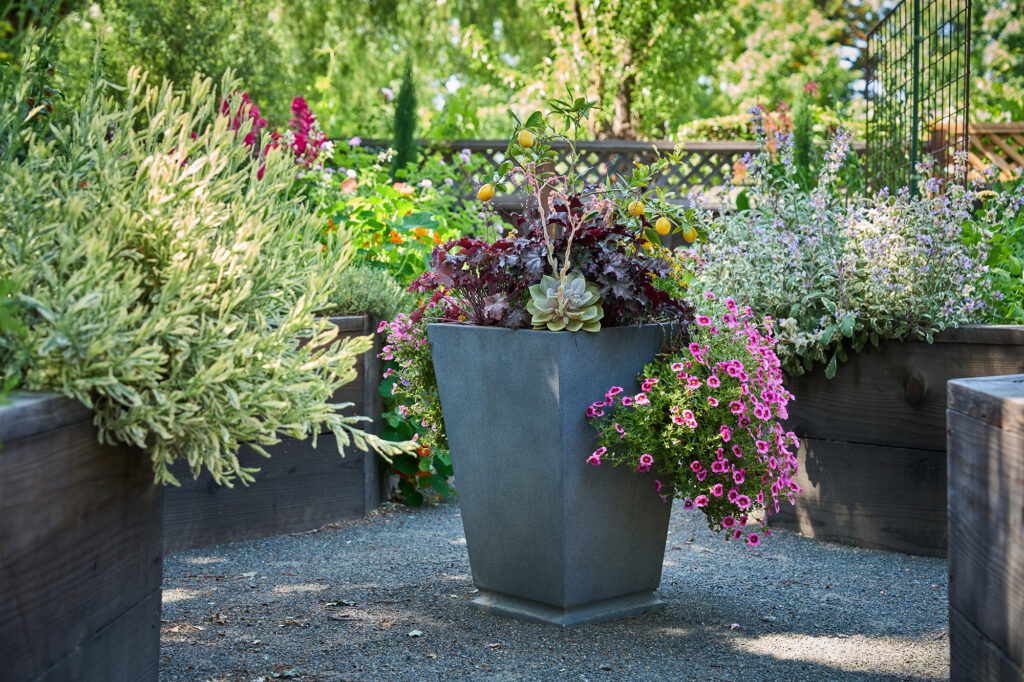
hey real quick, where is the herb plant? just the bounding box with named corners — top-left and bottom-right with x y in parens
top-left (0, 64), bottom-right (411, 485)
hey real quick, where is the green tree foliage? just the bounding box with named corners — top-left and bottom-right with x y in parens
top-left (972, 0), bottom-right (1024, 119)
top-left (391, 59), bottom-right (417, 179)
top-left (0, 48), bottom-right (412, 484)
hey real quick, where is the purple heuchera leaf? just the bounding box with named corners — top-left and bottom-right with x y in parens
top-left (483, 293), bottom-right (508, 321)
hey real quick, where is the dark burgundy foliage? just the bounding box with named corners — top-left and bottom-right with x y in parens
top-left (410, 192), bottom-right (694, 328)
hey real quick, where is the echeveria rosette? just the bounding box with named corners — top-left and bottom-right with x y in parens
top-left (587, 293), bottom-right (802, 547)
top-left (527, 273), bottom-right (604, 332)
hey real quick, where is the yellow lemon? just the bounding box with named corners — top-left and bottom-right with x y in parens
top-left (518, 129), bottom-right (535, 148)
top-left (477, 183), bottom-right (496, 201)
top-left (628, 200), bottom-right (645, 217)
top-left (682, 224), bottom-right (698, 243)
top-left (655, 216), bottom-right (671, 236)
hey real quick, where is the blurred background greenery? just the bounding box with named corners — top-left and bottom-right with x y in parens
top-left (19, 0), bottom-right (1020, 141)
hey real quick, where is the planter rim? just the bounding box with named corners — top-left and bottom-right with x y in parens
top-left (948, 373), bottom-right (1024, 436)
top-left (0, 392), bottom-right (92, 444)
top-left (426, 320), bottom-right (682, 334)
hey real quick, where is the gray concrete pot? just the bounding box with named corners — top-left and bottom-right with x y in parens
top-left (427, 322), bottom-right (677, 626)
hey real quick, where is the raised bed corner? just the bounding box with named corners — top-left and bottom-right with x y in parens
top-left (773, 325), bottom-right (1024, 557)
top-left (0, 393), bottom-right (162, 681)
top-left (162, 315), bottom-right (386, 553)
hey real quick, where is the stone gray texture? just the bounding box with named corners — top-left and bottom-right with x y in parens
top-left (427, 322), bottom-right (680, 626)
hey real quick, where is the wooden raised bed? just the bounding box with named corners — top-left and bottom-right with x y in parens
top-left (947, 374), bottom-right (1024, 682)
top-left (162, 315), bottom-right (386, 552)
top-left (773, 325), bottom-right (1024, 557)
top-left (0, 393), bottom-right (162, 681)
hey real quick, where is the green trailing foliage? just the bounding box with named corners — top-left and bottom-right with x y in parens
top-left (390, 60), bottom-right (417, 180)
top-left (0, 58), bottom-right (413, 485)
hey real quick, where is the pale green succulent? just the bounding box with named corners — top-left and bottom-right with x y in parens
top-left (526, 273), bottom-right (604, 332)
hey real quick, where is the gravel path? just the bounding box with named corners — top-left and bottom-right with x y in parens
top-left (161, 500), bottom-right (949, 681)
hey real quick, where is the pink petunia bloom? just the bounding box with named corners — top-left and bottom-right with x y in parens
top-left (708, 396), bottom-right (719, 407)
top-left (736, 495), bottom-right (752, 509)
top-left (691, 461), bottom-right (703, 472)
top-left (697, 316), bottom-right (712, 326)
top-left (707, 375), bottom-right (721, 388)
top-left (606, 386), bottom-right (624, 396)
top-left (671, 362), bottom-right (685, 372)
top-left (655, 479), bottom-right (663, 492)
top-left (730, 401), bottom-right (746, 414)
top-left (621, 396), bottom-right (634, 407)
top-left (711, 460), bottom-right (728, 474)
top-left (711, 483), bottom-right (724, 497)
top-left (733, 469), bottom-right (745, 485)
top-left (634, 394), bottom-right (650, 406)
top-left (720, 425), bottom-right (732, 442)
top-left (672, 415), bottom-right (685, 425)
top-left (639, 453), bottom-right (654, 467)
top-left (733, 529), bottom-right (743, 539)
top-left (756, 440), bottom-right (771, 455)
top-left (587, 453), bottom-right (602, 466)
top-left (747, 533), bottom-right (761, 547)
top-left (694, 495), bottom-right (709, 507)
top-left (732, 444), bottom-right (743, 458)
top-left (722, 516), bottom-right (736, 528)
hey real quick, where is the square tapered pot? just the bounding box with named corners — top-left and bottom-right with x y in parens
top-left (428, 323), bottom-right (678, 626)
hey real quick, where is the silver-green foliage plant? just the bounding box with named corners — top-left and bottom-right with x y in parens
top-left (698, 108), bottom-right (992, 378)
top-left (526, 273), bottom-right (603, 332)
top-left (0, 62), bottom-right (412, 485)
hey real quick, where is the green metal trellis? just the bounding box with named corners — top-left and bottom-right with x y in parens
top-left (865, 0), bottom-right (971, 194)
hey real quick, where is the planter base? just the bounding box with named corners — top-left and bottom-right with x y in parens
top-left (471, 590), bottom-right (665, 627)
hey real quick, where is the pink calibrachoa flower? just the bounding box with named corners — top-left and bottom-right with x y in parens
top-left (747, 533), bottom-right (761, 547)
top-left (585, 293), bottom-right (801, 548)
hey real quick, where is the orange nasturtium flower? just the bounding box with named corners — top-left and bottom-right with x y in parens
top-left (432, 231), bottom-right (443, 244)
top-left (393, 182), bottom-right (415, 197)
top-left (413, 226), bottom-right (429, 239)
top-left (732, 160), bottom-right (749, 184)
top-left (389, 230), bottom-right (404, 244)
top-left (341, 178), bottom-right (357, 193)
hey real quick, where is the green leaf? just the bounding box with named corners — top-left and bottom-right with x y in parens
top-left (525, 111), bottom-right (544, 129)
top-left (839, 315), bottom-right (855, 337)
top-left (428, 474), bottom-right (451, 497)
top-left (643, 227), bottom-right (661, 244)
top-left (735, 191), bottom-right (750, 212)
top-left (391, 454), bottom-right (418, 476)
top-left (824, 354), bottom-right (837, 379)
top-left (398, 479), bottom-right (424, 507)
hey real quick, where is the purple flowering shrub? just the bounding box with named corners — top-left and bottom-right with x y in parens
top-left (588, 293), bottom-right (801, 546)
top-left (700, 109), bottom-right (993, 377)
top-left (377, 307), bottom-right (453, 506)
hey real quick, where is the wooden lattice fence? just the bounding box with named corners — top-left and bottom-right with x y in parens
top-left (956, 122), bottom-right (1024, 181)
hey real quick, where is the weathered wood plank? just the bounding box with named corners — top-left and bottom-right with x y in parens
top-left (0, 392), bottom-right (92, 444)
top-left (163, 434), bottom-right (367, 552)
top-left (0, 400), bottom-right (162, 680)
top-left (785, 333), bottom-right (1024, 452)
top-left (948, 375), bottom-right (1024, 435)
top-left (936, 325), bottom-right (1024, 346)
top-left (947, 409), bottom-right (1024, 672)
top-left (951, 606), bottom-right (1024, 682)
top-left (771, 437), bottom-right (947, 556)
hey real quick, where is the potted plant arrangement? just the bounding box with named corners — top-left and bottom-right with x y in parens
top-left (381, 98), bottom-right (803, 625)
top-left (0, 48), bottom-right (410, 679)
top-left (696, 106), bottom-right (1024, 556)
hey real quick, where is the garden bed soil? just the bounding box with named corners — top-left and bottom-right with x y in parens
top-left (774, 325), bottom-right (1024, 557)
top-left (0, 393), bottom-right (162, 681)
top-left (947, 374), bottom-right (1024, 681)
top-left (162, 315), bottom-right (386, 553)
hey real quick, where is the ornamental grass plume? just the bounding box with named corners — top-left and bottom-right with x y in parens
top-left (589, 293), bottom-right (801, 546)
top-left (0, 60), bottom-right (413, 485)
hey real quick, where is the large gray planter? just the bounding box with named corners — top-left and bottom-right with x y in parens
top-left (428, 322), bottom-right (678, 626)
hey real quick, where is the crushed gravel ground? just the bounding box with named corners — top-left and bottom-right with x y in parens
top-left (161, 500), bottom-right (949, 681)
